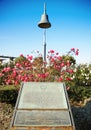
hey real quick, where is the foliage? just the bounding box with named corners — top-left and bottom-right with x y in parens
top-left (0, 48), bottom-right (79, 88)
top-left (0, 85), bottom-right (18, 104)
top-left (15, 54), bottom-right (28, 64)
top-left (74, 64), bottom-right (91, 86)
top-left (68, 86), bottom-right (91, 102)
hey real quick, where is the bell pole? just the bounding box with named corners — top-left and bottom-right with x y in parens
top-left (38, 2), bottom-right (51, 61)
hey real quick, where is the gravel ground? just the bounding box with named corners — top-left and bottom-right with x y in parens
top-left (0, 101), bottom-right (91, 130)
top-left (0, 103), bottom-right (14, 130)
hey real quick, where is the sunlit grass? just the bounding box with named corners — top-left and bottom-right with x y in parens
top-left (0, 85), bottom-right (19, 91)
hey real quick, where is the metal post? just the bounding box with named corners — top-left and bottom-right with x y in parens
top-left (43, 29), bottom-right (46, 61)
top-left (38, 2), bottom-right (51, 61)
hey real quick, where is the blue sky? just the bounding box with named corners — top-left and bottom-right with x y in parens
top-left (0, 0), bottom-right (91, 64)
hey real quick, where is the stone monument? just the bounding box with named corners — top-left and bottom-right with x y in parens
top-left (10, 82), bottom-right (75, 130)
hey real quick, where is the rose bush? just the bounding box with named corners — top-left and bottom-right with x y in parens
top-left (0, 48), bottom-right (79, 88)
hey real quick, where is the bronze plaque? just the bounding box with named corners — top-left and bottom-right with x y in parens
top-left (18, 82), bottom-right (68, 109)
top-left (14, 110), bottom-right (71, 126)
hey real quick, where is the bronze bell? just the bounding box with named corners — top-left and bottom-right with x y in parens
top-left (38, 3), bottom-right (51, 29)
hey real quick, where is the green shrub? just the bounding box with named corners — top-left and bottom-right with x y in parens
top-left (0, 86), bottom-right (18, 105)
top-left (68, 86), bottom-right (91, 102)
top-left (74, 64), bottom-right (91, 86)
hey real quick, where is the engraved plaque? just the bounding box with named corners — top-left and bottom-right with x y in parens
top-left (18, 82), bottom-right (68, 109)
top-left (10, 82), bottom-right (75, 130)
top-left (14, 110), bottom-right (71, 126)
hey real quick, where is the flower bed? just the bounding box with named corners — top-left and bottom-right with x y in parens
top-left (0, 48), bottom-right (79, 88)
